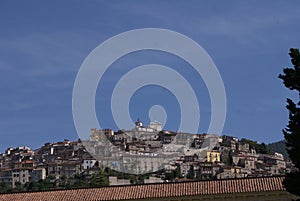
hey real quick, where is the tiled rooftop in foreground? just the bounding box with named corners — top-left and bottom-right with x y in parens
top-left (0, 176), bottom-right (297, 201)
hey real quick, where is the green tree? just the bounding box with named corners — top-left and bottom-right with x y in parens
top-left (89, 170), bottom-right (108, 187)
top-left (279, 48), bottom-right (300, 197)
top-left (240, 138), bottom-right (271, 154)
top-left (0, 182), bottom-right (11, 193)
top-left (164, 172), bottom-right (175, 181)
top-left (14, 182), bottom-right (24, 192)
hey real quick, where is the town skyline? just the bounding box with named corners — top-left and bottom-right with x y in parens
top-left (0, 122), bottom-right (292, 191)
top-left (0, 118), bottom-right (286, 153)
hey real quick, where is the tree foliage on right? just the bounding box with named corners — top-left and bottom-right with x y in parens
top-left (279, 48), bottom-right (300, 197)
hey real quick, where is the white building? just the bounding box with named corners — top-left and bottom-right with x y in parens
top-left (82, 159), bottom-right (97, 170)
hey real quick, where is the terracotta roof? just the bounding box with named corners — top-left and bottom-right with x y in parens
top-left (0, 176), bottom-right (285, 201)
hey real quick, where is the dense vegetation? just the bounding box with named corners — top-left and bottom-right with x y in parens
top-left (279, 48), bottom-right (300, 197)
top-left (240, 138), bottom-right (272, 154)
top-left (0, 167), bottom-right (167, 193)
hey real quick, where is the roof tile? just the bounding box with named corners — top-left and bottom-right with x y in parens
top-left (0, 176), bottom-right (286, 201)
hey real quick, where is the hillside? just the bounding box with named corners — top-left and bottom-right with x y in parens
top-left (267, 140), bottom-right (289, 159)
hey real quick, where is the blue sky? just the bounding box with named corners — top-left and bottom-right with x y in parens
top-left (1, 1), bottom-right (300, 152)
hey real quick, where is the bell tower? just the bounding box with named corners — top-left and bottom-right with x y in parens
top-left (135, 118), bottom-right (143, 127)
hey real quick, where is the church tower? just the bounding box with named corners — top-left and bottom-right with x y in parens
top-left (135, 118), bottom-right (143, 127)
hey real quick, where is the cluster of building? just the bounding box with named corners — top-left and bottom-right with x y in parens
top-left (172, 136), bottom-right (293, 181)
top-left (0, 120), bottom-right (295, 188)
top-left (0, 140), bottom-right (97, 188)
top-left (86, 120), bottom-right (295, 183)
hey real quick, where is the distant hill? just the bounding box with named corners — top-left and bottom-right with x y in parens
top-left (267, 140), bottom-right (289, 159)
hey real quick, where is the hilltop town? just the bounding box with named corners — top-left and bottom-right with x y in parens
top-left (0, 120), bottom-right (295, 192)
